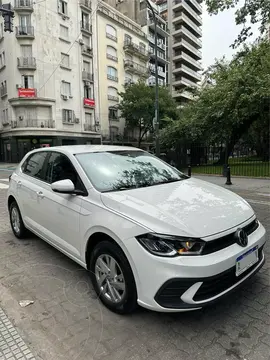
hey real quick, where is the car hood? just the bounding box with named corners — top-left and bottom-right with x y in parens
top-left (101, 178), bottom-right (254, 238)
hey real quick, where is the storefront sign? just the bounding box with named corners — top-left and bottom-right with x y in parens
top-left (84, 98), bottom-right (95, 107)
top-left (18, 88), bottom-right (36, 98)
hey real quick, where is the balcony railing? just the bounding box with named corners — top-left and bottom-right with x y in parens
top-left (124, 59), bottom-right (149, 77)
top-left (17, 57), bottom-right (36, 69)
top-left (14, 0), bottom-right (33, 11)
top-left (108, 94), bottom-right (119, 101)
top-left (107, 74), bottom-right (118, 82)
top-left (84, 123), bottom-right (96, 131)
top-left (82, 71), bottom-right (94, 82)
top-left (106, 53), bottom-right (118, 62)
top-left (106, 33), bottom-right (117, 42)
top-left (80, 0), bottom-right (92, 11)
top-left (98, 4), bottom-right (146, 39)
top-left (173, 64), bottom-right (201, 81)
top-left (15, 25), bottom-right (34, 38)
top-left (148, 19), bottom-right (170, 36)
top-left (173, 26), bottom-right (202, 48)
top-left (123, 40), bottom-right (149, 59)
top-left (80, 21), bottom-right (92, 33)
top-left (11, 120), bottom-right (55, 129)
top-left (0, 86), bottom-right (7, 97)
top-left (82, 45), bottom-right (93, 56)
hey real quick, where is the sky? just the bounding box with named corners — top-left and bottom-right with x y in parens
top-left (201, 2), bottom-right (260, 69)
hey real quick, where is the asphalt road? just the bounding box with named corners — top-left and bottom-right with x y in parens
top-left (0, 171), bottom-right (269, 360)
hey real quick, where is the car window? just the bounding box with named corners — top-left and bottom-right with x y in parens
top-left (76, 150), bottom-right (187, 192)
top-left (45, 152), bottom-right (84, 191)
top-left (22, 152), bottom-right (48, 180)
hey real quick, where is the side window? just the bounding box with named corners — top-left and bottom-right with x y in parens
top-left (45, 152), bottom-right (84, 191)
top-left (22, 152), bottom-right (48, 180)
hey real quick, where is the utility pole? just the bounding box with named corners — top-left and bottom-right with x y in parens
top-left (1, 3), bottom-right (15, 32)
top-left (146, 0), bottom-right (160, 157)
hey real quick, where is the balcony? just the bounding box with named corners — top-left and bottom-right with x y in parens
top-left (81, 45), bottom-right (93, 57)
top-left (149, 51), bottom-right (169, 64)
top-left (173, 51), bottom-right (202, 71)
top-left (80, 0), bottom-right (92, 12)
top-left (173, 26), bottom-right (202, 49)
top-left (124, 60), bottom-right (149, 77)
top-left (173, 13), bottom-right (202, 38)
top-left (106, 53), bottom-right (118, 62)
top-left (172, 90), bottom-right (194, 100)
top-left (18, 88), bottom-right (37, 97)
top-left (173, 1), bottom-right (202, 26)
top-left (11, 119), bottom-right (55, 129)
top-left (108, 94), bottom-right (119, 102)
top-left (80, 21), bottom-right (92, 34)
top-left (148, 20), bottom-right (170, 37)
top-left (173, 76), bottom-right (198, 88)
top-left (82, 71), bottom-right (94, 82)
top-left (84, 123), bottom-right (96, 132)
top-left (173, 39), bottom-right (202, 60)
top-left (14, 0), bottom-right (33, 11)
top-left (107, 74), bottom-right (118, 82)
top-left (123, 40), bottom-right (149, 60)
top-left (84, 98), bottom-right (95, 108)
top-left (0, 85), bottom-right (7, 97)
top-left (17, 57), bottom-right (36, 70)
top-left (15, 26), bottom-right (35, 39)
top-left (173, 64), bottom-right (201, 81)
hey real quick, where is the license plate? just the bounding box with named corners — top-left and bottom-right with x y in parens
top-left (236, 246), bottom-right (259, 277)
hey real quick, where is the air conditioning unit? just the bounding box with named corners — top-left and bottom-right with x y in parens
top-left (79, 39), bottom-right (84, 45)
top-left (18, 116), bottom-right (24, 121)
top-left (62, 15), bottom-right (67, 20)
top-left (62, 95), bottom-right (68, 100)
top-left (75, 118), bottom-right (79, 124)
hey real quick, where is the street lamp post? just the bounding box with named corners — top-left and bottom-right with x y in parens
top-left (146, 0), bottom-right (160, 157)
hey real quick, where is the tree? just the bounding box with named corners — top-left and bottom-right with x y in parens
top-left (161, 40), bottom-right (270, 163)
top-left (205, 0), bottom-right (270, 48)
top-left (118, 81), bottom-right (179, 147)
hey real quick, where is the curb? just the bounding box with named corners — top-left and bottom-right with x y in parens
top-left (193, 173), bottom-right (270, 180)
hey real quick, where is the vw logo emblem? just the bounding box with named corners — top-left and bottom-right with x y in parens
top-left (235, 228), bottom-right (248, 247)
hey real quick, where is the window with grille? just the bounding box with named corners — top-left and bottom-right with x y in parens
top-left (22, 75), bottom-right (34, 88)
top-left (84, 86), bottom-right (92, 99)
top-left (106, 25), bottom-right (117, 41)
top-left (109, 107), bottom-right (118, 121)
top-left (107, 66), bottom-right (117, 80)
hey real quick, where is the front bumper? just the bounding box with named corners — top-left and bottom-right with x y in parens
top-left (124, 221), bottom-right (266, 312)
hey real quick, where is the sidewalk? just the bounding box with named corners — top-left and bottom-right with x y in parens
top-left (0, 307), bottom-right (36, 360)
top-left (194, 174), bottom-right (270, 194)
top-left (0, 164), bottom-right (18, 171)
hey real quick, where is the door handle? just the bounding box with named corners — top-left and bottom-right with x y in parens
top-left (17, 180), bottom-right (22, 187)
top-left (36, 191), bottom-right (44, 199)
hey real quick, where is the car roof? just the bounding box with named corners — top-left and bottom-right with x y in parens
top-left (30, 145), bottom-right (143, 155)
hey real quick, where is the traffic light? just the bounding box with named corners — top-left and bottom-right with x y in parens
top-left (1, 3), bottom-right (15, 33)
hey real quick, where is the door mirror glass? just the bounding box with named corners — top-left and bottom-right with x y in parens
top-left (51, 179), bottom-right (75, 194)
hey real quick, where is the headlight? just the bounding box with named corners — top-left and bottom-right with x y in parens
top-left (136, 233), bottom-right (205, 257)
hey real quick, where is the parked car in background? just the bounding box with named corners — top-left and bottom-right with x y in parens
top-left (7, 146), bottom-right (266, 313)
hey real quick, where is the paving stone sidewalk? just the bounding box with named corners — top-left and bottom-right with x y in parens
top-left (0, 308), bottom-right (36, 360)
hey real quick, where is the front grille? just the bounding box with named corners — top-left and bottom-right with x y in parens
top-left (194, 246), bottom-right (263, 301)
top-left (202, 219), bottom-right (259, 255)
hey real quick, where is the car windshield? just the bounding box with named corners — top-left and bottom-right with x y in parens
top-left (76, 150), bottom-right (187, 193)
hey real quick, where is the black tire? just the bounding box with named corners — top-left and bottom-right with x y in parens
top-left (9, 201), bottom-right (28, 239)
top-left (89, 240), bottom-right (138, 314)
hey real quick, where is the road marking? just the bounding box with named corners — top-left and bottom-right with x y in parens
top-left (0, 179), bottom-right (9, 182)
top-left (257, 193), bottom-right (270, 197)
top-left (0, 183), bottom-right (9, 189)
top-left (246, 199), bottom-right (270, 206)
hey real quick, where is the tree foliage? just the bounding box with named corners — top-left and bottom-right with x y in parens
top-left (161, 40), bottom-right (270, 161)
top-left (118, 81), bottom-right (179, 146)
top-left (205, 0), bottom-right (270, 48)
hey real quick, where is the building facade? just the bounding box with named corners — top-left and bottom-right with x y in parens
top-left (0, 0), bottom-right (148, 162)
top-left (155, 0), bottom-right (202, 106)
top-left (103, 0), bottom-right (169, 88)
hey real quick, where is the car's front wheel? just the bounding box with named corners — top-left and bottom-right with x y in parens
top-left (89, 240), bottom-right (138, 314)
top-left (9, 201), bottom-right (27, 239)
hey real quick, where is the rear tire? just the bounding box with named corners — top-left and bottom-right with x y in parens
top-left (89, 240), bottom-right (138, 314)
top-left (9, 201), bottom-right (27, 239)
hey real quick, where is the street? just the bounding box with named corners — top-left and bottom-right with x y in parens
top-left (0, 171), bottom-right (269, 360)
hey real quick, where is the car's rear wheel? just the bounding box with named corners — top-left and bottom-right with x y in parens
top-left (89, 240), bottom-right (138, 314)
top-left (9, 201), bottom-right (27, 239)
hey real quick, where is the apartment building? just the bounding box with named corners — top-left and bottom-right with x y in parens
top-left (0, 0), bottom-right (148, 162)
top-left (103, 0), bottom-right (169, 88)
top-left (155, 0), bottom-right (202, 105)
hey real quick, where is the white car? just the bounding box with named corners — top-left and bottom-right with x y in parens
top-left (7, 146), bottom-right (266, 314)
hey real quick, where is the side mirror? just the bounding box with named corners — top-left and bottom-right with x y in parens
top-left (51, 179), bottom-right (75, 194)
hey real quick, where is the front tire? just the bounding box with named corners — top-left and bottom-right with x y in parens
top-left (9, 201), bottom-right (27, 239)
top-left (89, 240), bottom-right (138, 314)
